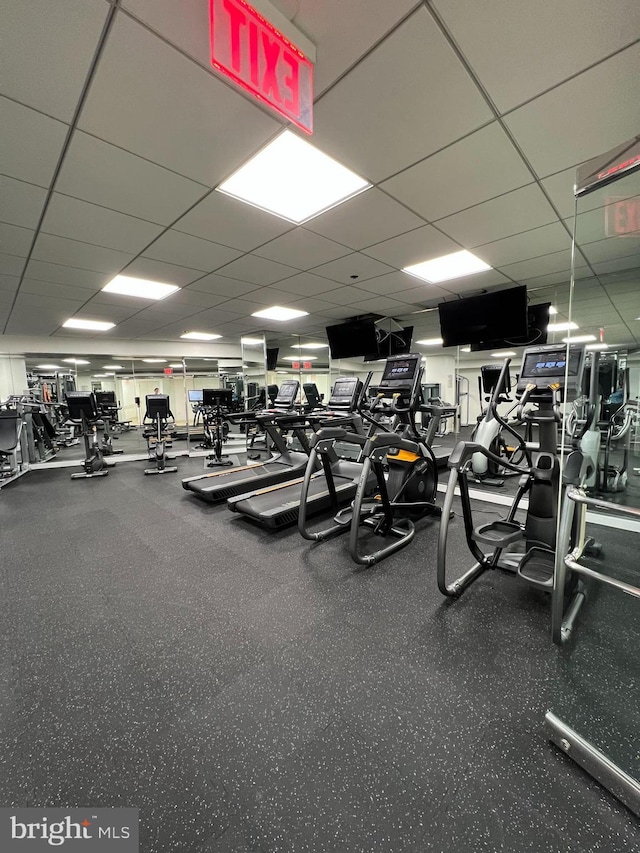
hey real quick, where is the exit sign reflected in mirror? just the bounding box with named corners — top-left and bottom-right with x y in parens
top-left (209, 0), bottom-right (313, 133)
top-left (605, 197), bottom-right (640, 237)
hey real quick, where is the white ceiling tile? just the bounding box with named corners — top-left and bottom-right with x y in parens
top-left (312, 8), bottom-right (493, 181)
top-left (270, 272), bottom-right (345, 298)
top-left (520, 267), bottom-right (590, 290)
top-left (436, 184), bottom-right (559, 248)
top-left (2, 0), bottom-right (110, 120)
top-left (0, 176), bottom-right (47, 230)
top-left (475, 223), bottom-right (572, 268)
top-left (581, 235), bottom-right (640, 265)
top-left (143, 229), bottom-right (241, 272)
top-left (31, 233), bottom-right (134, 273)
top-left (120, 257), bottom-right (204, 286)
top-left (0, 253), bottom-right (27, 276)
top-left (55, 131), bottom-right (209, 225)
top-left (311, 253), bottom-right (395, 285)
top-left (380, 123), bottom-right (533, 221)
top-left (78, 14), bottom-right (279, 185)
top-left (19, 278), bottom-right (97, 302)
top-left (496, 249), bottom-right (575, 281)
top-left (188, 273), bottom-right (261, 298)
top-left (318, 305), bottom-right (362, 320)
top-left (24, 260), bottom-right (112, 290)
top-left (316, 285), bottom-right (374, 306)
top-left (215, 255), bottom-right (299, 285)
top-left (0, 275), bottom-right (19, 294)
top-left (281, 0), bottom-right (418, 95)
top-left (0, 97), bottom-right (68, 187)
top-left (0, 223), bottom-right (34, 258)
top-left (254, 229), bottom-right (351, 269)
top-left (362, 224), bottom-right (458, 268)
top-left (41, 194), bottom-right (163, 255)
top-left (505, 44), bottom-right (640, 177)
top-left (433, 0), bottom-right (640, 112)
top-left (591, 255), bottom-right (640, 276)
top-left (350, 295), bottom-right (416, 314)
top-left (306, 188), bottom-right (426, 250)
top-left (287, 296), bottom-right (348, 315)
top-left (169, 288), bottom-right (231, 309)
top-left (173, 191), bottom-right (294, 252)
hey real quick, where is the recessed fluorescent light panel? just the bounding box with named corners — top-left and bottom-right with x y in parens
top-left (548, 321), bottom-right (578, 332)
top-left (403, 250), bottom-right (491, 284)
top-left (142, 359), bottom-right (167, 363)
top-left (103, 275), bottom-right (180, 300)
top-left (416, 338), bottom-right (443, 346)
top-left (562, 334), bottom-right (596, 343)
top-left (180, 332), bottom-right (222, 341)
top-left (285, 355), bottom-right (317, 360)
top-left (548, 305), bottom-right (558, 315)
top-left (103, 364), bottom-right (123, 370)
top-left (217, 130), bottom-right (371, 223)
top-left (63, 318), bottom-right (115, 331)
top-left (35, 364), bottom-right (60, 370)
top-left (62, 358), bottom-right (90, 365)
top-left (294, 343), bottom-right (329, 350)
top-left (251, 306), bottom-right (309, 321)
top-left (491, 351), bottom-right (516, 357)
top-left (586, 343), bottom-right (609, 350)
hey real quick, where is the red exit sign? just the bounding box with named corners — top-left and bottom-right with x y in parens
top-left (605, 197), bottom-right (640, 237)
top-left (209, 0), bottom-right (313, 134)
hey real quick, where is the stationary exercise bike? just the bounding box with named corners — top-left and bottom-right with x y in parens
top-left (143, 394), bottom-right (178, 475)
top-left (200, 388), bottom-right (233, 468)
top-left (66, 392), bottom-right (109, 479)
top-left (348, 353), bottom-right (442, 566)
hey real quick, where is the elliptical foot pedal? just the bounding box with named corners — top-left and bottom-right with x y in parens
top-left (472, 520), bottom-right (522, 547)
top-left (517, 547), bottom-right (554, 589)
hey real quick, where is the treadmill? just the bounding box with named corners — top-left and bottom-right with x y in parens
top-left (226, 375), bottom-right (374, 529)
top-left (181, 379), bottom-right (311, 503)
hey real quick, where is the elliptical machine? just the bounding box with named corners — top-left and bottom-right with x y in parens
top-left (95, 391), bottom-right (124, 458)
top-left (143, 394), bottom-right (178, 475)
top-left (469, 364), bottom-right (528, 487)
top-left (437, 343), bottom-right (590, 602)
top-left (348, 353), bottom-right (442, 566)
top-left (201, 388), bottom-right (233, 468)
top-left (66, 392), bottom-right (109, 479)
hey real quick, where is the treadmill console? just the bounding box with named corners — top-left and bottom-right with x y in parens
top-left (327, 377), bottom-right (362, 411)
top-left (273, 379), bottom-right (299, 409)
top-left (516, 343), bottom-right (585, 402)
top-left (377, 353), bottom-right (421, 394)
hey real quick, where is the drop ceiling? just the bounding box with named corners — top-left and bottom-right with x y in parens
top-left (1, 0), bottom-right (639, 353)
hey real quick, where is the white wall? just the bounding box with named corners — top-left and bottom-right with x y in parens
top-left (0, 356), bottom-right (28, 399)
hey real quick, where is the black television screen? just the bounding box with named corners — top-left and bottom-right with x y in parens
top-left (470, 302), bottom-right (550, 352)
top-left (266, 348), bottom-right (279, 371)
top-left (438, 286), bottom-right (528, 347)
top-left (364, 326), bottom-right (414, 362)
top-left (326, 319), bottom-right (379, 359)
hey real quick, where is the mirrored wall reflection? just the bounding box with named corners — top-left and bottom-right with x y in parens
top-left (549, 144), bottom-right (640, 818)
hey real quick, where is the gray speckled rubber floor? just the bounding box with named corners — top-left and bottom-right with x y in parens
top-left (0, 459), bottom-right (638, 852)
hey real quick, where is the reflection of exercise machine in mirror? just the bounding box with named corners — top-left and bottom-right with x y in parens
top-left (566, 352), bottom-right (634, 493)
top-left (199, 388), bottom-right (233, 468)
top-left (66, 392), bottom-right (110, 479)
top-left (468, 364), bottom-right (529, 487)
top-left (143, 394), bottom-right (177, 475)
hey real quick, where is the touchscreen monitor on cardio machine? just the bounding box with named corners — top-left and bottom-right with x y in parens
top-left (517, 345), bottom-right (585, 401)
top-left (379, 354), bottom-right (420, 393)
top-left (188, 390), bottom-right (203, 404)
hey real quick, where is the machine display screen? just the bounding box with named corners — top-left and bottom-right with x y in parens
top-left (188, 390), bottom-right (203, 403)
top-left (381, 358), bottom-right (417, 383)
top-left (276, 381), bottom-right (298, 404)
top-left (330, 377), bottom-right (358, 404)
top-left (522, 349), bottom-right (581, 378)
